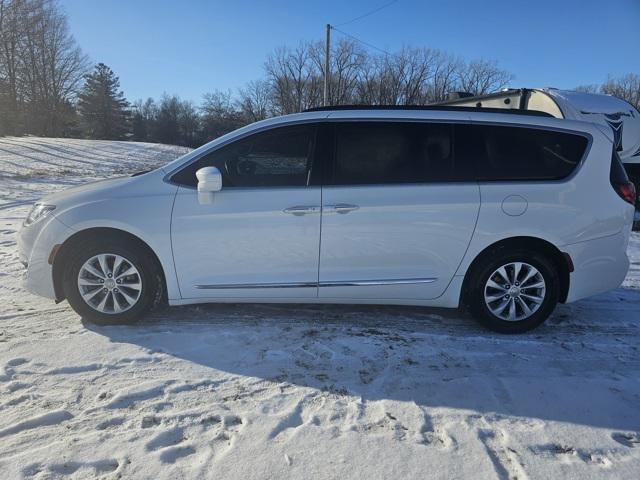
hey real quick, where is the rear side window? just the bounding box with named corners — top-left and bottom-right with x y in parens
top-left (170, 125), bottom-right (315, 188)
top-left (329, 122), bottom-right (473, 185)
top-left (466, 124), bottom-right (588, 181)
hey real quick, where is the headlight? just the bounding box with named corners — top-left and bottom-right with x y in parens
top-left (23, 203), bottom-right (56, 227)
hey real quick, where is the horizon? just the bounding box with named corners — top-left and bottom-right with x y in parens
top-left (60, 0), bottom-right (640, 103)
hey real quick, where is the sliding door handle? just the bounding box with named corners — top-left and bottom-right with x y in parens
top-left (283, 205), bottom-right (320, 216)
top-left (326, 203), bottom-right (359, 214)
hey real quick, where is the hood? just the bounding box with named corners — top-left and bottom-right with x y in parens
top-left (41, 176), bottom-right (133, 206)
top-left (38, 169), bottom-right (174, 214)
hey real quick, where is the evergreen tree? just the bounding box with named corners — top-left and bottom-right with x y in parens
top-left (78, 63), bottom-right (129, 139)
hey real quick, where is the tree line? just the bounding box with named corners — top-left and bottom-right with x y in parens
top-left (2, 0), bottom-right (639, 148)
top-left (575, 74), bottom-right (640, 111)
top-left (127, 44), bottom-right (518, 148)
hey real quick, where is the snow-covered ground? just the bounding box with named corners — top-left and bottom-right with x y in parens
top-left (1, 136), bottom-right (639, 480)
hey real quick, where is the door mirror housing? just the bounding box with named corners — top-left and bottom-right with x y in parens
top-left (196, 166), bottom-right (222, 204)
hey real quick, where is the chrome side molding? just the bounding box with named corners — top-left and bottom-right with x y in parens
top-left (319, 278), bottom-right (437, 287)
top-left (195, 278), bottom-right (437, 290)
top-left (195, 282), bottom-right (317, 289)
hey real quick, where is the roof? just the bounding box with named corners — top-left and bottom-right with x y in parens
top-left (305, 104), bottom-right (554, 118)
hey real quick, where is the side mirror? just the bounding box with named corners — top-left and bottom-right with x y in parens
top-left (196, 166), bottom-right (222, 204)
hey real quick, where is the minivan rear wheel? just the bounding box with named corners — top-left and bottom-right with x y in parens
top-left (466, 250), bottom-right (559, 333)
top-left (62, 237), bottom-right (163, 324)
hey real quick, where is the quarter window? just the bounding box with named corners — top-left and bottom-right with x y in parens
top-left (467, 124), bottom-right (588, 181)
top-left (170, 125), bottom-right (315, 188)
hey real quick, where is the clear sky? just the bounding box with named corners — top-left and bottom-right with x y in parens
top-left (59, 0), bottom-right (640, 103)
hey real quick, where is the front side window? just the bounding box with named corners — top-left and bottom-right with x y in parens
top-left (171, 125), bottom-right (315, 188)
top-left (329, 122), bottom-right (471, 185)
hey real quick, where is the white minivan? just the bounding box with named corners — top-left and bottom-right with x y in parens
top-left (18, 107), bottom-right (636, 333)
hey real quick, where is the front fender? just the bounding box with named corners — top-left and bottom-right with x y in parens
top-left (54, 189), bottom-right (181, 301)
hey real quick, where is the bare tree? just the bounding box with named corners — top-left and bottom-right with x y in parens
top-left (200, 90), bottom-right (243, 140)
top-left (457, 59), bottom-right (513, 96)
top-left (355, 57), bottom-right (383, 105)
top-left (601, 73), bottom-right (640, 110)
top-left (237, 79), bottom-right (271, 122)
top-left (355, 48), bottom-right (460, 105)
top-left (0, 0), bottom-right (27, 134)
top-left (263, 40), bottom-right (514, 112)
top-left (309, 38), bottom-right (367, 105)
top-left (131, 98), bottom-right (156, 142)
top-left (427, 51), bottom-right (461, 102)
top-left (264, 44), bottom-right (323, 114)
top-left (0, 0), bottom-right (88, 136)
top-left (574, 84), bottom-right (599, 93)
top-left (20, 0), bottom-right (89, 135)
top-left (375, 50), bottom-right (410, 105)
top-left (178, 100), bottom-right (199, 147)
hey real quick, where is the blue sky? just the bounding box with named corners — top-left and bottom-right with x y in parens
top-left (60, 0), bottom-right (640, 103)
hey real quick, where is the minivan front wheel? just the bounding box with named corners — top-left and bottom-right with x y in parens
top-left (77, 253), bottom-right (142, 314)
top-left (62, 238), bottom-right (163, 324)
top-left (467, 250), bottom-right (559, 333)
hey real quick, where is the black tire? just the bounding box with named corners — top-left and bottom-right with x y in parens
top-left (62, 237), bottom-right (164, 324)
top-left (466, 249), bottom-right (559, 334)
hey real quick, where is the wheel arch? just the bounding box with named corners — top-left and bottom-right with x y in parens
top-left (460, 236), bottom-right (572, 307)
top-left (52, 227), bottom-right (168, 303)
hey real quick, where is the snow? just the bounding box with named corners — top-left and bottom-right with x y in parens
top-left (1, 136), bottom-right (639, 479)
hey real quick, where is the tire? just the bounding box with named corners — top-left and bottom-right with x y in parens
top-left (466, 249), bottom-right (559, 334)
top-left (62, 237), bottom-right (164, 324)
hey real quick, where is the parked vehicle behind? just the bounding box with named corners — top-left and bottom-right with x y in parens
top-left (18, 107), bottom-right (636, 333)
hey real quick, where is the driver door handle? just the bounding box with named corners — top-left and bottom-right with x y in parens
top-left (283, 205), bottom-right (320, 216)
top-left (326, 203), bottom-right (359, 214)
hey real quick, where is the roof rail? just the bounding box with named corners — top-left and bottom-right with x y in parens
top-left (304, 104), bottom-right (554, 117)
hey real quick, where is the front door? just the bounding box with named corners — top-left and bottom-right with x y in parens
top-left (170, 124), bottom-right (322, 299)
top-left (318, 121), bottom-right (480, 300)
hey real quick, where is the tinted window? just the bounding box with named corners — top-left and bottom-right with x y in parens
top-left (464, 124), bottom-right (588, 181)
top-left (171, 125), bottom-right (315, 188)
top-left (329, 122), bottom-right (472, 185)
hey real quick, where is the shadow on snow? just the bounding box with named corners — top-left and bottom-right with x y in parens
top-left (83, 288), bottom-right (640, 431)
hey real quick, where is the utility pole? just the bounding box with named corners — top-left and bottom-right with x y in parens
top-left (324, 24), bottom-right (330, 106)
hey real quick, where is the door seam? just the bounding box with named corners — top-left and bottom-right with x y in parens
top-left (316, 185), bottom-right (323, 298)
top-left (168, 186), bottom-right (183, 299)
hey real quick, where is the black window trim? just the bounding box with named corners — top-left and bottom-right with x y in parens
top-left (163, 117), bottom-right (593, 189)
top-left (323, 119), bottom-right (592, 187)
top-left (164, 120), bottom-right (323, 190)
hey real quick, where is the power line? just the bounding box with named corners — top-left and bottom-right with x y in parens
top-left (330, 25), bottom-right (394, 58)
top-left (334, 0), bottom-right (399, 27)
top-left (324, 2), bottom-right (400, 105)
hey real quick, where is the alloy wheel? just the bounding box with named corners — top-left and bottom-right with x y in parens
top-left (77, 253), bottom-right (142, 314)
top-left (483, 261), bottom-right (546, 322)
